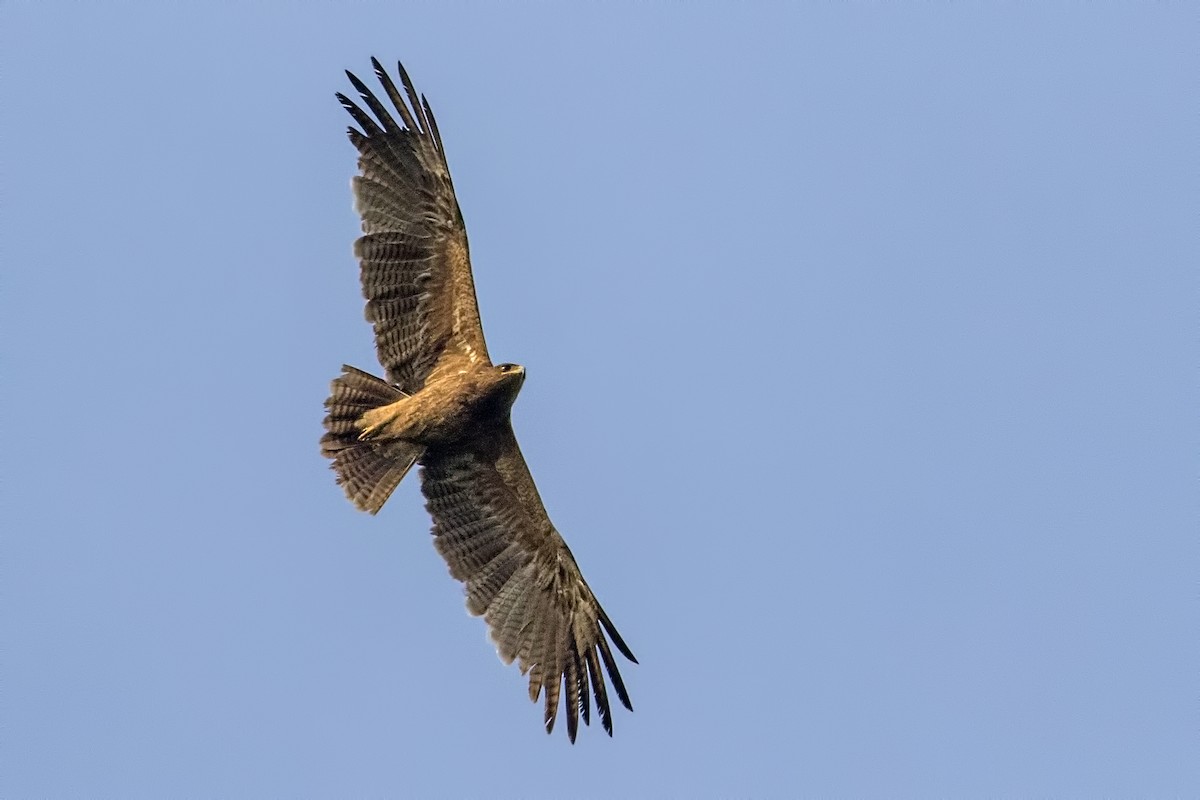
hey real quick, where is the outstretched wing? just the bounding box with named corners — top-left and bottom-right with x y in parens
top-left (420, 426), bottom-right (637, 742)
top-left (337, 59), bottom-right (489, 394)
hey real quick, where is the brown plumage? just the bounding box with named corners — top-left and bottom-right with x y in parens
top-left (319, 59), bottom-right (636, 741)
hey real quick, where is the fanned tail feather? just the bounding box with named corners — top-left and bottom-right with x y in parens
top-left (321, 365), bottom-right (422, 513)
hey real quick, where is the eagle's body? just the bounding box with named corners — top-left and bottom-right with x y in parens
top-left (360, 362), bottom-right (523, 445)
top-left (320, 59), bottom-right (635, 742)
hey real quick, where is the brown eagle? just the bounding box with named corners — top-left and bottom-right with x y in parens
top-left (320, 59), bottom-right (636, 742)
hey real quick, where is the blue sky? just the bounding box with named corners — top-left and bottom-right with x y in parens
top-left (3, 4), bottom-right (1196, 797)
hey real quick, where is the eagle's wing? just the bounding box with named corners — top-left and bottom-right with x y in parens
top-left (421, 426), bottom-right (637, 741)
top-left (338, 60), bottom-right (489, 394)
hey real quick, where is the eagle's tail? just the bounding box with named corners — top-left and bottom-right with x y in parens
top-left (321, 365), bottom-right (423, 514)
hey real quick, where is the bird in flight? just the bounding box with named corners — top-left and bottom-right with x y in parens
top-left (320, 58), bottom-right (636, 742)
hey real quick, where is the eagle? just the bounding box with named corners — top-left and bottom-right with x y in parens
top-left (319, 59), bottom-right (636, 742)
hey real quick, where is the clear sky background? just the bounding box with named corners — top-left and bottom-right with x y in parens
top-left (3, 4), bottom-right (1196, 798)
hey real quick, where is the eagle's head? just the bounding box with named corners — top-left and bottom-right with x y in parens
top-left (491, 363), bottom-right (526, 408)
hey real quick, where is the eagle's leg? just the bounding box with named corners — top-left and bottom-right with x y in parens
top-left (358, 397), bottom-right (415, 441)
